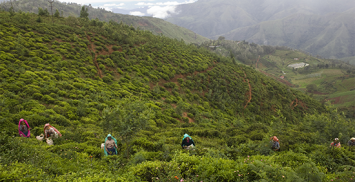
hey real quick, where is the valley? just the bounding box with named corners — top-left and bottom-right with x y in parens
top-left (203, 39), bottom-right (355, 118)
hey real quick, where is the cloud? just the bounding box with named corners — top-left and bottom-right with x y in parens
top-left (103, 3), bottom-right (125, 7)
top-left (156, 1), bottom-right (180, 5)
top-left (57, 0), bottom-right (196, 17)
top-left (95, 3), bottom-right (125, 11)
top-left (147, 5), bottom-right (176, 18)
top-left (130, 11), bottom-right (146, 16)
top-left (136, 2), bottom-right (154, 6)
top-left (144, 0), bottom-right (197, 19)
top-left (58, 0), bottom-right (154, 4)
top-left (136, 0), bottom-right (196, 6)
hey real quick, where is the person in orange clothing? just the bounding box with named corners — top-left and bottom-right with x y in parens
top-left (330, 138), bottom-right (341, 148)
top-left (270, 136), bottom-right (280, 151)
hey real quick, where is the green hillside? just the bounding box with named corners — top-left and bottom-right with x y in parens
top-left (1, 11), bottom-right (355, 181)
top-left (263, 50), bottom-right (355, 118)
top-left (0, 0), bottom-right (209, 44)
top-left (202, 39), bottom-right (355, 118)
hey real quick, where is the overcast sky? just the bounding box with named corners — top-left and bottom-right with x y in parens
top-left (58, 0), bottom-right (197, 18)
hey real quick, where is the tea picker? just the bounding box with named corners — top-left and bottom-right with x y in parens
top-left (18, 118), bottom-right (31, 138)
top-left (270, 136), bottom-right (280, 151)
top-left (104, 134), bottom-right (118, 156)
top-left (330, 138), bottom-right (341, 148)
top-left (181, 133), bottom-right (195, 150)
top-left (348, 137), bottom-right (355, 146)
top-left (44, 123), bottom-right (62, 139)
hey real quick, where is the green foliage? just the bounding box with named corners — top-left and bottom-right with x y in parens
top-left (79, 6), bottom-right (89, 20)
top-left (0, 10), bottom-right (353, 181)
top-left (54, 9), bottom-right (60, 18)
top-left (307, 84), bottom-right (318, 92)
top-left (38, 7), bottom-right (49, 16)
top-left (36, 16), bottom-right (42, 23)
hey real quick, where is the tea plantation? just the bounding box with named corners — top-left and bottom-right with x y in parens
top-left (1, 10), bottom-right (355, 181)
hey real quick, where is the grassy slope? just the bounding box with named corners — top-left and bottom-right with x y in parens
top-left (0, 0), bottom-right (209, 44)
top-left (259, 50), bottom-right (355, 116)
top-left (1, 11), bottom-right (355, 181)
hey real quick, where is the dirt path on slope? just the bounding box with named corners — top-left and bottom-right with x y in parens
top-left (290, 95), bottom-right (308, 110)
top-left (150, 65), bottom-right (216, 92)
top-left (183, 112), bottom-right (195, 123)
top-left (243, 71), bottom-right (252, 108)
top-left (86, 33), bottom-right (103, 78)
top-left (290, 98), bottom-right (298, 109)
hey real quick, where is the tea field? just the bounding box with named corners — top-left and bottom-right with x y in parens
top-left (1, 10), bottom-right (355, 181)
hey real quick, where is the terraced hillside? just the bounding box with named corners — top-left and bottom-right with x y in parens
top-left (1, 11), bottom-right (355, 181)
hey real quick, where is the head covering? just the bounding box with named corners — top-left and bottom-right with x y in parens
top-left (182, 133), bottom-right (192, 142)
top-left (20, 119), bottom-right (26, 125)
top-left (44, 123), bottom-right (62, 137)
top-left (351, 137), bottom-right (355, 141)
top-left (18, 118), bottom-right (30, 138)
top-left (104, 134), bottom-right (118, 156)
top-left (270, 136), bottom-right (279, 142)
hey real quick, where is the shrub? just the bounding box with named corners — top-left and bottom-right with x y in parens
top-left (33, 93), bottom-right (43, 99)
top-left (182, 117), bottom-right (189, 123)
top-left (112, 46), bottom-right (120, 51)
top-left (250, 130), bottom-right (264, 141)
top-left (42, 95), bottom-right (55, 104)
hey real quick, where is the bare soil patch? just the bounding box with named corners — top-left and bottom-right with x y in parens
top-left (243, 71), bottom-right (252, 109)
top-left (183, 112), bottom-right (195, 123)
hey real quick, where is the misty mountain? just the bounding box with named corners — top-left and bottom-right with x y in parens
top-left (111, 7), bottom-right (150, 16)
top-left (166, 0), bottom-right (355, 59)
top-left (218, 8), bottom-right (355, 59)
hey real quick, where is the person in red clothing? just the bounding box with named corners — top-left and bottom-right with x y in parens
top-left (330, 138), bottom-right (341, 148)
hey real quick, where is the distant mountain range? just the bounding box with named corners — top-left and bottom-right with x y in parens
top-left (166, 0), bottom-right (355, 60)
